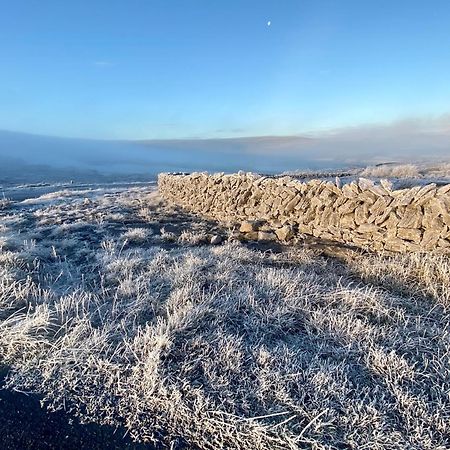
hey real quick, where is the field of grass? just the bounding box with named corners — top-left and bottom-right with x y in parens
top-left (0, 186), bottom-right (449, 449)
top-left (282, 162), bottom-right (450, 190)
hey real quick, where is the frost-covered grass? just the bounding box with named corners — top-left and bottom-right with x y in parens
top-left (425, 162), bottom-right (450, 178)
top-left (360, 162), bottom-right (450, 181)
top-left (0, 186), bottom-right (449, 449)
top-left (344, 252), bottom-right (450, 307)
top-left (281, 161), bottom-right (450, 189)
top-left (0, 198), bottom-right (12, 210)
top-left (361, 164), bottom-right (421, 179)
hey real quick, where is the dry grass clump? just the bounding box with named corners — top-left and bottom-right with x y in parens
top-left (177, 229), bottom-right (209, 245)
top-left (120, 227), bottom-right (153, 244)
top-left (360, 162), bottom-right (450, 181)
top-left (425, 162), bottom-right (450, 178)
top-left (0, 186), bottom-right (449, 449)
top-left (345, 252), bottom-right (450, 307)
top-left (361, 164), bottom-right (420, 178)
top-left (0, 198), bottom-right (12, 210)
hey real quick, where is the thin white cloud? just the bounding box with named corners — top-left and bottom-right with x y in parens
top-left (92, 60), bottom-right (115, 67)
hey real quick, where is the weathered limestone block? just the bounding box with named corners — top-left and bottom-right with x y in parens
top-left (372, 207), bottom-right (394, 226)
top-left (421, 229), bottom-right (441, 250)
top-left (437, 185), bottom-right (450, 195)
top-left (398, 206), bottom-right (422, 229)
top-left (422, 209), bottom-right (445, 231)
top-left (358, 190), bottom-right (378, 205)
top-left (250, 188), bottom-right (264, 203)
top-left (342, 182), bottom-right (360, 198)
top-left (243, 207), bottom-right (258, 217)
top-left (415, 186), bottom-right (437, 206)
top-left (298, 223), bottom-right (313, 234)
top-left (340, 213), bottom-right (356, 229)
top-left (369, 196), bottom-right (392, 217)
top-left (352, 236), bottom-right (372, 246)
top-left (357, 178), bottom-right (375, 191)
top-left (327, 225), bottom-right (342, 238)
top-left (325, 182), bottom-right (341, 196)
top-left (333, 195), bottom-right (348, 209)
top-left (397, 228), bottom-right (422, 243)
top-left (392, 186), bottom-right (421, 207)
top-left (328, 212), bottom-right (339, 227)
top-left (441, 228), bottom-right (450, 240)
top-left (367, 184), bottom-right (390, 197)
top-left (279, 191), bottom-right (293, 204)
top-left (356, 223), bottom-right (380, 233)
top-left (318, 188), bottom-right (337, 205)
top-left (278, 189), bottom-right (288, 200)
top-left (370, 241), bottom-right (385, 252)
top-left (319, 207), bottom-right (333, 227)
top-left (244, 231), bottom-right (259, 240)
top-left (384, 237), bottom-right (407, 253)
top-left (284, 196), bottom-right (301, 212)
top-left (355, 204), bottom-right (369, 225)
top-left (380, 179), bottom-right (393, 191)
top-left (302, 208), bottom-right (317, 224)
top-left (340, 230), bottom-right (351, 241)
top-left (309, 196), bottom-right (323, 210)
top-left (443, 213), bottom-right (450, 227)
top-left (294, 198), bottom-right (310, 211)
top-left (312, 227), bottom-right (324, 238)
top-left (404, 241), bottom-right (423, 252)
top-left (371, 230), bottom-right (387, 242)
top-left (339, 199), bottom-right (359, 215)
top-left (438, 239), bottom-right (450, 248)
top-left (426, 197), bottom-right (448, 216)
top-left (272, 196), bottom-right (282, 211)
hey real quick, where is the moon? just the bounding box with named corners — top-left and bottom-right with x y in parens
top-left (267, 20), bottom-right (271, 26)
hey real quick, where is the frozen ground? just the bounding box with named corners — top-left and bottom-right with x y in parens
top-left (0, 183), bottom-right (449, 449)
top-left (283, 162), bottom-right (450, 188)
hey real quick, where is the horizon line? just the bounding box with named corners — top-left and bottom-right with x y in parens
top-left (1, 113), bottom-right (450, 142)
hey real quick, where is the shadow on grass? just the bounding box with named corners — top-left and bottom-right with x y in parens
top-left (0, 366), bottom-right (157, 450)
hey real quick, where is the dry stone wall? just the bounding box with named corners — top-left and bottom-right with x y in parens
top-left (158, 172), bottom-right (450, 253)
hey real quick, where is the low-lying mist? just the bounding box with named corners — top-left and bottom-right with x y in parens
top-left (1, 116), bottom-right (449, 185)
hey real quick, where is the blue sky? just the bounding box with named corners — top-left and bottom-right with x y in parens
top-left (1, 0), bottom-right (450, 139)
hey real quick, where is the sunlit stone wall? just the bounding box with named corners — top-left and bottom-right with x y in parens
top-left (158, 172), bottom-right (450, 253)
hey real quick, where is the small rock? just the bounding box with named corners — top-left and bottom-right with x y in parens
top-left (270, 219), bottom-right (283, 228)
top-left (210, 235), bottom-right (223, 245)
top-left (239, 220), bottom-right (263, 233)
top-left (258, 231), bottom-right (276, 241)
top-left (380, 179), bottom-right (393, 191)
top-left (275, 225), bottom-right (294, 241)
top-left (357, 177), bottom-right (375, 190)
